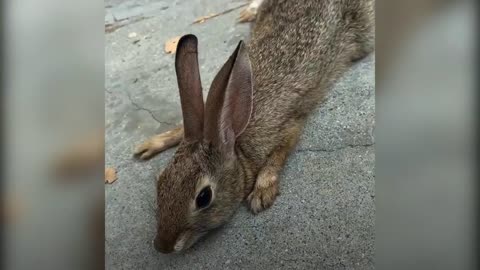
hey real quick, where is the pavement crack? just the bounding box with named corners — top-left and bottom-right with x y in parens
top-left (105, 15), bottom-right (150, 33)
top-left (296, 143), bottom-right (374, 153)
top-left (125, 92), bottom-right (174, 126)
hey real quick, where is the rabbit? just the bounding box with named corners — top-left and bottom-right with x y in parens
top-left (134, 0), bottom-right (374, 253)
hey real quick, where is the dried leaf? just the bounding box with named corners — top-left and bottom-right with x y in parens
top-left (164, 36), bottom-right (181, 54)
top-left (105, 167), bottom-right (117, 184)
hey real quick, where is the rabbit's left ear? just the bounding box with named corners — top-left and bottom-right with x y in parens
top-left (204, 41), bottom-right (253, 154)
top-left (175, 34), bottom-right (204, 142)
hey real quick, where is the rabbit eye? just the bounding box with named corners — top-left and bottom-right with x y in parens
top-left (196, 186), bottom-right (212, 209)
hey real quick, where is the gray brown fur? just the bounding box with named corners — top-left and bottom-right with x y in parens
top-left (241, 0), bottom-right (374, 169)
top-left (141, 0), bottom-right (374, 253)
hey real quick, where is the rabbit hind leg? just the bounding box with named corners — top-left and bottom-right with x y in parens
top-left (238, 0), bottom-right (264, 23)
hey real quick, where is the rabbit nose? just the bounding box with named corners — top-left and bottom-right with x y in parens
top-left (153, 235), bottom-right (174, 254)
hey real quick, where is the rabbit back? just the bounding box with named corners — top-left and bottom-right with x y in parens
top-left (239, 0), bottom-right (374, 162)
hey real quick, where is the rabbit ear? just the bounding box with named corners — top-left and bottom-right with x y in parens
top-left (204, 41), bottom-right (253, 153)
top-left (175, 35), bottom-right (204, 141)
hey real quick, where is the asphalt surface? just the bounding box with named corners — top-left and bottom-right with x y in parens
top-left (105, 0), bottom-right (375, 269)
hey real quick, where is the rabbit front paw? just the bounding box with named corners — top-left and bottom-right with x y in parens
top-left (247, 171), bottom-right (279, 214)
top-left (134, 125), bottom-right (183, 160)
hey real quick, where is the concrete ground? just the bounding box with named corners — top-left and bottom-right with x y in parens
top-left (105, 0), bottom-right (375, 269)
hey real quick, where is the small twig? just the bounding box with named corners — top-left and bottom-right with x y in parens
top-left (191, 3), bottom-right (248, 25)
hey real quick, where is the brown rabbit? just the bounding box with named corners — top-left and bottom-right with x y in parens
top-left (134, 0), bottom-right (374, 253)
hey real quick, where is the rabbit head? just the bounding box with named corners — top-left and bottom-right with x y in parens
top-left (153, 35), bottom-right (253, 253)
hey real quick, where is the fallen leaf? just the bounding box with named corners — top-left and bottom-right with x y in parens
top-left (165, 36), bottom-right (181, 54)
top-left (105, 167), bottom-right (117, 184)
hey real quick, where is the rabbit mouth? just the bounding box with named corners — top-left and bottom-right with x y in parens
top-left (173, 231), bottom-right (207, 252)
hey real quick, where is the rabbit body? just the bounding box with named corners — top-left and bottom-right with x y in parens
top-left (242, 0), bottom-right (374, 169)
top-left (239, 0), bottom-right (374, 206)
